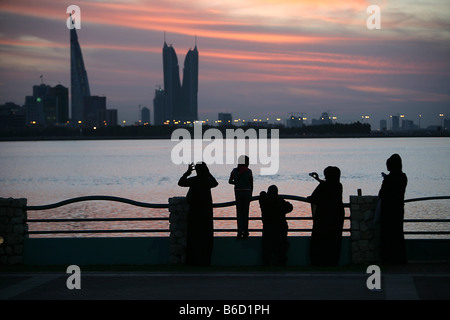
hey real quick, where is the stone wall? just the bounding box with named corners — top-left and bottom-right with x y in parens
top-left (349, 195), bottom-right (380, 265)
top-left (0, 198), bottom-right (28, 265)
top-left (168, 197), bottom-right (189, 265)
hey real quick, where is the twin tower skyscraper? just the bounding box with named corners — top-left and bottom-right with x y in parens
top-left (71, 18), bottom-right (198, 126)
top-left (154, 36), bottom-right (199, 125)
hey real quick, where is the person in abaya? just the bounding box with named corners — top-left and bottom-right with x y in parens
top-left (178, 162), bottom-right (218, 266)
top-left (259, 185), bottom-right (293, 266)
top-left (378, 154), bottom-right (408, 265)
top-left (307, 166), bottom-right (345, 267)
top-left (229, 155), bottom-right (253, 239)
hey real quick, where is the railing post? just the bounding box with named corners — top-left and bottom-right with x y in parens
top-left (349, 195), bottom-right (380, 265)
top-left (0, 198), bottom-right (28, 265)
top-left (168, 197), bottom-right (189, 265)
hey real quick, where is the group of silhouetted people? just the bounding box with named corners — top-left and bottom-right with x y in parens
top-left (178, 153), bottom-right (408, 267)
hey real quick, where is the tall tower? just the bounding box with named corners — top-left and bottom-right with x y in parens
top-left (70, 15), bottom-right (91, 125)
top-left (160, 35), bottom-right (198, 123)
top-left (162, 40), bottom-right (182, 122)
top-left (182, 40), bottom-right (198, 121)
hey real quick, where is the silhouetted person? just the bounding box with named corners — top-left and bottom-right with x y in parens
top-left (229, 155), bottom-right (253, 239)
top-left (307, 166), bottom-right (345, 267)
top-left (259, 185), bottom-right (293, 266)
top-left (178, 162), bottom-right (218, 266)
top-left (378, 154), bottom-right (408, 264)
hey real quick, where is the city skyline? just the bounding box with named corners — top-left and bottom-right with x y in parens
top-left (0, 0), bottom-right (449, 129)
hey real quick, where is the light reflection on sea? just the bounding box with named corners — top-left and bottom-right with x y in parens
top-left (0, 138), bottom-right (449, 238)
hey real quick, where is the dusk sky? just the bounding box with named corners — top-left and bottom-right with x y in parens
top-left (1, 0), bottom-right (449, 128)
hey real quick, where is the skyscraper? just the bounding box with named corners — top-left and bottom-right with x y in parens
top-left (70, 16), bottom-right (91, 125)
top-left (182, 44), bottom-right (199, 121)
top-left (159, 36), bottom-right (198, 124)
top-left (162, 41), bottom-right (181, 122)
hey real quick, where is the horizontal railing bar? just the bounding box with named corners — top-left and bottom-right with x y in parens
top-left (212, 229), bottom-right (317, 233)
top-left (27, 229), bottom-right (170, 234)
top-left (404, 196), bottom-right (450, 203)
top-left (25, 216), bottom-right (352, 223)
top-left (25, 195), bottom-right (450, 212)
top-left (27, 229), bottom-right (447, 235)
top-left (405, 219), bottom-right (450, 223)
top-left (25, 217), bottom-right (447, 224)
top-left (404, 231), bottom-right (450, 235)
top-left (26, 195), bottom-right (169, 211)
top-left (26, 217), bottom-right (170, 223)
top-left (23, 194), bottom-right (450, 236)
top-left (24, 194), bottom-right (338, 211)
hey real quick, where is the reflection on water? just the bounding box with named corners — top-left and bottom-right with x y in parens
top-left (1, 138), bottom-right (449, 238)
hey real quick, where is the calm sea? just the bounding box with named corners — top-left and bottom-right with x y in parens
top-left (0, 137), bottom-right (449, 237)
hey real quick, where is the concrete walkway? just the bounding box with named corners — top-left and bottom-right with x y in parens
top-left (1, 262), bottom-right (449, 302)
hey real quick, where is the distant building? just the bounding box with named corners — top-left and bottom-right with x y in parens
top-left (218, 113), bottom-right (232, 125)
top-left (161, 37), bottom-right (198, 124)
top-left (153, 86), bottom-right (166, 125)
top-left (391, 115), bottom-right (400, 131)
top-left (443, 118), bottom-right (449, 131)
top-left (182, 43), bottom-right (199, 122)
top-left (83, 96), bottom-right (106, 127)
top-left (51, 84), bottom-right (69, 124)
top-left (311, 112), bottom-right (333, 126)
top-left (402, 119), bottom-right (415, 131)
top-left (286, 115), bottom-right (306, 128)
top-left (141, 107), bottom-right (150, 125)
top-left (98, 109), bottom-right (118, 126)
top-left (24, 83), bottom-right (69, 126)
top-left (380, 119), bottom-right (387, 131)
top-left (24, 85), bottom-right (47, 125)
top-left (247, 120), bottom-right (268, 127)
top-left (0, 102), bottom-right (25, 130)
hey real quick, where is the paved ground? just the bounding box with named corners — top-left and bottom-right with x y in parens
top-left (1, 262), bottom-right (449, 304)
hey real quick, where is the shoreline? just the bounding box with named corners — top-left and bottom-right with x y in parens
top-left (1, 132), bottom-right (449, 141)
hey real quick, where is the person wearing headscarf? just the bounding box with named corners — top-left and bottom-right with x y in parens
top-left (259, 185), bottom-right (293, 266)
top-left (178, 162), bottom-right (218, 266)
top-left (378, 154), bottom-right (408, 264)
top-left (307, 166), bottom-right (345, 266)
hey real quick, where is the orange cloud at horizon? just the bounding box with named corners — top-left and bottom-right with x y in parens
top-left (0, 0), bottom-right (383, 46)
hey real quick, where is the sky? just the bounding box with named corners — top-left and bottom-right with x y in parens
top-left (0, 0), bottom-right (449, 129)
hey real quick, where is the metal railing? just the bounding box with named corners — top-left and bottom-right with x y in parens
top-left (24, 195), bottom-right (450, 236)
